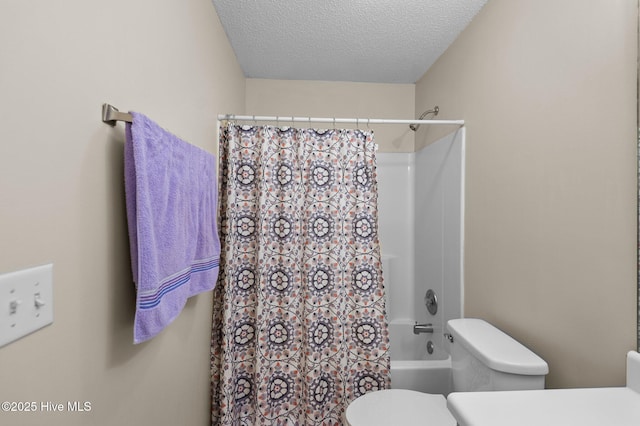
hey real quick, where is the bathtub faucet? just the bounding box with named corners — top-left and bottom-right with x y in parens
top-left (413, 322), bottom-right (434, 334)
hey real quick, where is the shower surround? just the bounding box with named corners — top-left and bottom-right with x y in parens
top-left (377, 129), bottom-right (465, 392)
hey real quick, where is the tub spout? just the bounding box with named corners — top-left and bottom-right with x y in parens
top-left (413, 322), bottom-right (434, 334)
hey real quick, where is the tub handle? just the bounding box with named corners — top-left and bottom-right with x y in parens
top-left (413, 322), bottom-right (434, 334)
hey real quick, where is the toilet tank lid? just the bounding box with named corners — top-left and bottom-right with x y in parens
top-left (447, 318), bottom-right (549, 376)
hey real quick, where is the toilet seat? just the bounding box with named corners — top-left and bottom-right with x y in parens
top-left (345, 389), bottom-right (456, 426)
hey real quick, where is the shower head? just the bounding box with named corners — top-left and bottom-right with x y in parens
top-left (409, 106), bottom-right (439, 132)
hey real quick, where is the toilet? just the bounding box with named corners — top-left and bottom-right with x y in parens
top-left (345, 318), bottom-right (549, 426)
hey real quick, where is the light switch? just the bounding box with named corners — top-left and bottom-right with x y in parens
top-left (0, 264), bottom-right (53, 348)
top-left (9, 299), bottom-right (19, 315)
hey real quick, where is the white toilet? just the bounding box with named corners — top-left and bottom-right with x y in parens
top-left (345, 318), bottom-right (549, 426)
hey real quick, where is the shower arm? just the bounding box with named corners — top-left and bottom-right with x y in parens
top-left (409, 106), bottom-right (439, 131)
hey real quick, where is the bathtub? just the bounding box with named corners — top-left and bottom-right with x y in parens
top-left (388, 320), bottom-right (452, 395)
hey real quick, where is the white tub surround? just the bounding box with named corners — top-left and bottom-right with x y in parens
top-left (388, 320), bottom-right (449, 361)
top-left (387, 320), bottom-right (452, 394)
top-left (413, 129), bottom-right (465, 337)
top-left (377, 129), bottom-right (465, 339)
top-left (447, 351), bottom-right (640, 426)
top-left (377, 154), bottom-right (415, 322)
top-left (377, 131), bottom-right (465, 395)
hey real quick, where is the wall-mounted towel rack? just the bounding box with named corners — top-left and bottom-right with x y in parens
top-left (102, 103), bottom-right (132, 125)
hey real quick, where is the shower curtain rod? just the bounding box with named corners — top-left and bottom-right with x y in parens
top-left (101, 104), bottom-right (465, 127)
top-left (217, 114), bottom-right (464, 126)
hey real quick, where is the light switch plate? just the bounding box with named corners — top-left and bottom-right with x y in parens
top-left (0, 264), bottom-right (54, 348)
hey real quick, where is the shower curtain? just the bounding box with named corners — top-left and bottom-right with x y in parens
top-left (211, 123), bottom-right (390, 425)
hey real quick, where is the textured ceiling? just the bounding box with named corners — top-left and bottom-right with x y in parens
top-left (212, 0), bottom-right (488, 84)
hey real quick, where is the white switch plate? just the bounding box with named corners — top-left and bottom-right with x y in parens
top-left (0, 264), bottom-right (53, 348)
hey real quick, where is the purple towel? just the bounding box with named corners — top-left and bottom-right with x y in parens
top-left (124, 112), bottom-right (220, 344)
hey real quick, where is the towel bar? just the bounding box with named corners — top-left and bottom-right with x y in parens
top-left (102, 103), bottom-right (132, 126)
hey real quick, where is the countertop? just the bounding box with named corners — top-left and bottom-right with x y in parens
top-left (447, 386), bottom-right (640, 426)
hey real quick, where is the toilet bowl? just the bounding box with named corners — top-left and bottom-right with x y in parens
top-left (345, 318), bottom-right (548, 426)
top-left (345, 389), bottom-right (456, 426)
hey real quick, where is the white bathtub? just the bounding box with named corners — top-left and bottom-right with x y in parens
top-left (388, 320), bottom-right (452, 395)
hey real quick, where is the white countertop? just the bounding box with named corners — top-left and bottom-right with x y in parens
top-left (447, 387), bottom-right (640, 426)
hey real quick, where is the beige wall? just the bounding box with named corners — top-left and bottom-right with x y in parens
top-left (416, 0), bottom-right (637, 388)
top-left (0, 1), bottom-right (244, 425)
top-left (246, 79), bottom-right (415, 152)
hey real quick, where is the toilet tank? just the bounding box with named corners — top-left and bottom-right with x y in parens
top-left (447, 319), bottom-right (548, 392)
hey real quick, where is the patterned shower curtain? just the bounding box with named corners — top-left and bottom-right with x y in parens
top-left (211, 123), bottom-right (390, 425)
